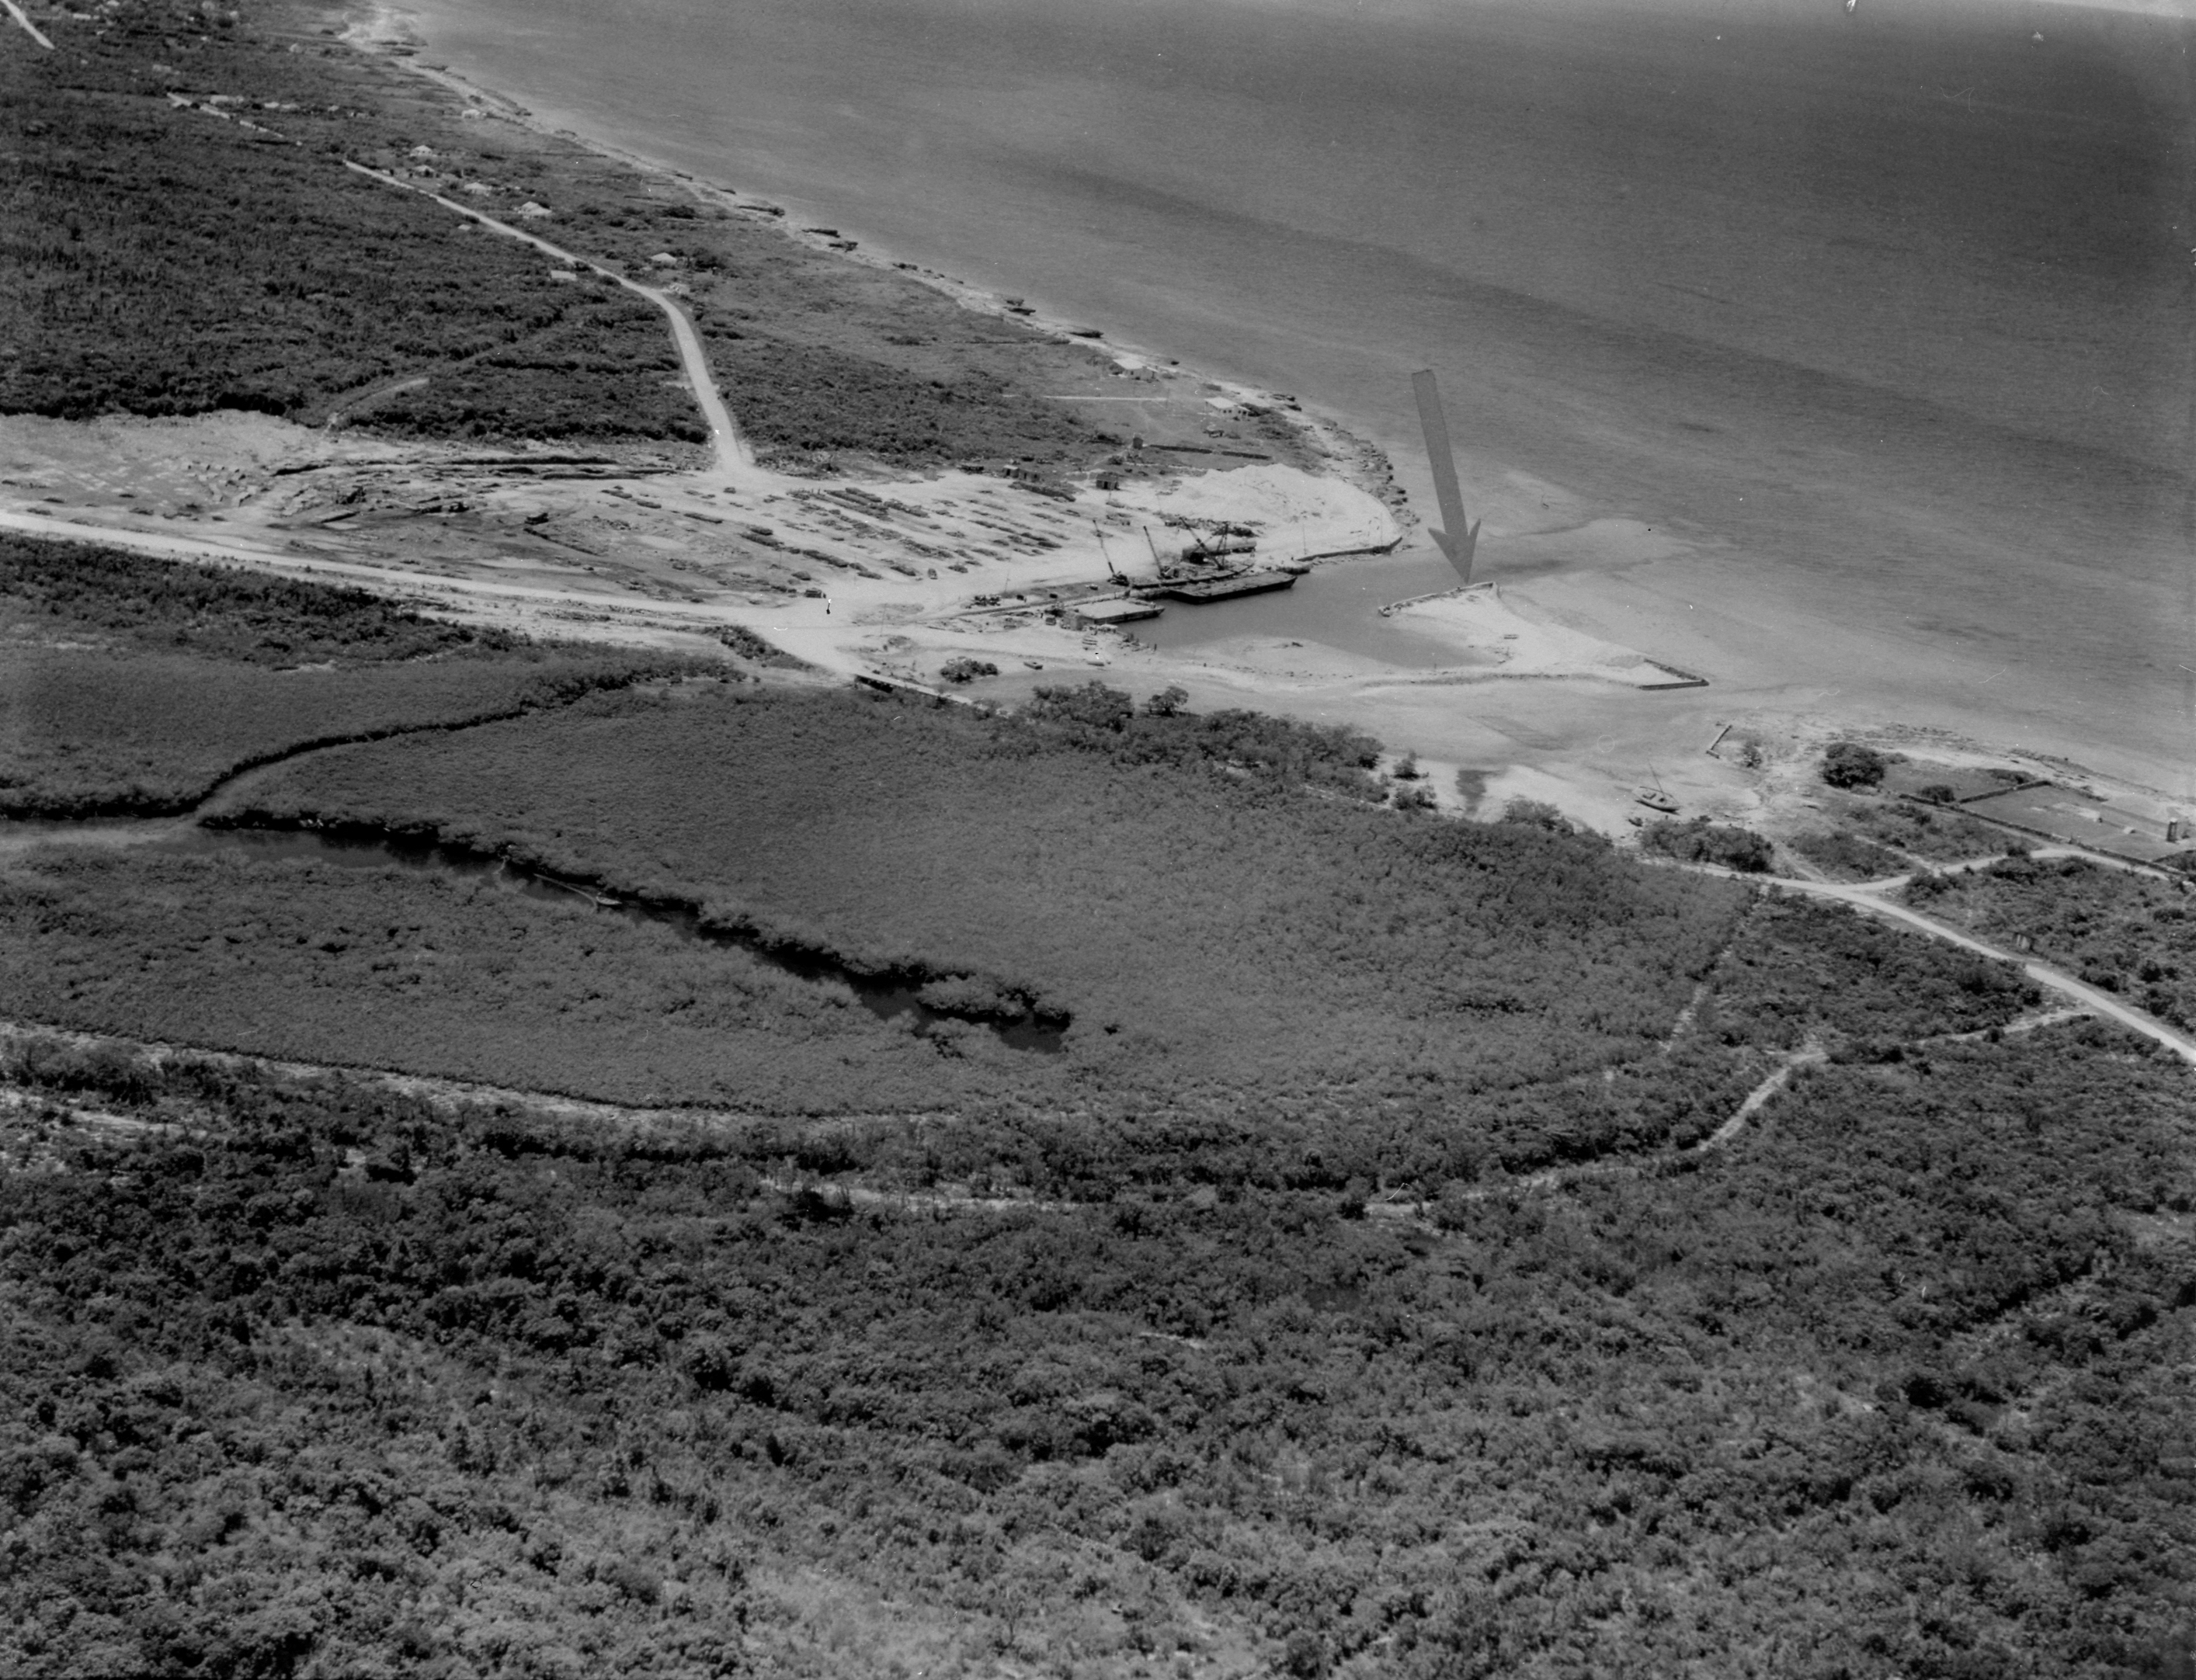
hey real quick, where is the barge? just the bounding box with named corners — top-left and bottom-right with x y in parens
top-left (1145, 568), bottom-right (1301, 604)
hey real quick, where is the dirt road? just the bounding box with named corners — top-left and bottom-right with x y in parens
top-left (1672, 862), bottom-right (2196, 1067)
top-left (3, 0), bottom-right (52, 47)
top-left (340, 161), bottom-right (759, 488)
top-left (0, 505), bottom-right (747, 639)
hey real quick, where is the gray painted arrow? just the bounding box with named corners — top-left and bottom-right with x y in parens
top-left (1411, 369), bottom-right (1480, 585)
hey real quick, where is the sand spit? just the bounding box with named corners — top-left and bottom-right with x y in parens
top-left (1371, 585), bottom-right (1701, 691)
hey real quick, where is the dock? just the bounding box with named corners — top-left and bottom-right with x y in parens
top-left (1063, 596), bottom-right (1165, 628)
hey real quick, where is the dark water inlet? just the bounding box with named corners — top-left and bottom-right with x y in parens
top-left (182, 824), bottom-right (1070, 1053)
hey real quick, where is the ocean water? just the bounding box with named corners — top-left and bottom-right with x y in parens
top-left (404, 0), bottom-right (2193, 777)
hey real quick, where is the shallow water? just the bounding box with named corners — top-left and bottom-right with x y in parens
top-left (402, 0), bottom-right (2194, 776)
top-left (1130, 550), bottom-right (1462, 666)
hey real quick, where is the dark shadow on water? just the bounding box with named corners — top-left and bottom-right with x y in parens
top-left (182, 824), bottom-right (1069, 1053)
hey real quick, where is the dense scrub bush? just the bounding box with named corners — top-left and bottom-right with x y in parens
top-left (2, 1026), bottom-right (2189, 1676)
top-left (1010, 683), bottom-right (1386, 801)
top-left (1, 532), bottom-right (516, 664)
top-left (1498, 798), bottom-right (1574, 834)
top-left (1906, 856), bottom-right (2196, 1029)
top-left (713, 623), bottom-right (809, 668)
top-left (0, 12), bottom-right (692, 439)
top-left (369, 293), bottom-right (707, 443)
top-left (1821, 741), bottom-right (1889, 789)
top-left (1641, 816), bottom-right (1774, 872)
top-left (705, 331), bottom-right (1089, 467)
top-left (1704, 894), bottom-right (2040, 1049)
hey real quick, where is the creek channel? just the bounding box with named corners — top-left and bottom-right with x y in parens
top-left (7, 817), bottom-right (1068, 1053)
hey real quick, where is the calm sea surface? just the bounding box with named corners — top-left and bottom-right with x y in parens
top-left (404, 0), bottom-right (2193, 770)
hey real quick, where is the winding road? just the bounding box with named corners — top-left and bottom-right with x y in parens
top-left (339, 161), bottom-right (761, 488)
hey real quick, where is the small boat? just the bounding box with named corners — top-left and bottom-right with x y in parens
top-left (1635, 764), bottom-right (1679, 814)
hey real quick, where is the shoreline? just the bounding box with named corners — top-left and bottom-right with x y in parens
top-left (360, 1), bottom-right (1412, 524)
top-left (8, 0), bottom-right (2184, 856)
top-left (367, 4), bottom-right (2192, 813)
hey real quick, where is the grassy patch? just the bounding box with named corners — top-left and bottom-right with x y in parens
top-left (0, 647), bottom-right (673, 817)
top-left (0, 842), bottom-right (985, 1110)
top-left (1843, 794), bottom-right (2009, 862)
top-left (211, 685), bottom-right (1750, 1101)
top-left (0, 534), bottom-right (699, 816)
top-left (1786, 828), bottom-right (1912, 880)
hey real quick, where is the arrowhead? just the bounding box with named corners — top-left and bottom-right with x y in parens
top-left (1430, 518), bottom-right (1482, 582)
